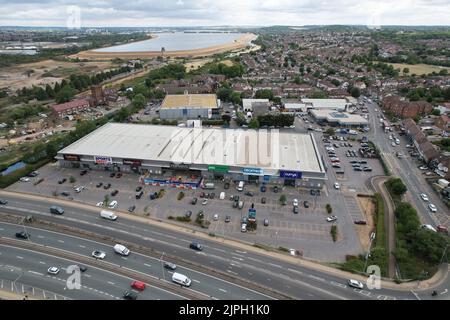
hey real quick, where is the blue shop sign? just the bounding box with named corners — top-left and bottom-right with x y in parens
top-left (279, 170), bottom-right (302, 179)
top-left (242, 167), bottom-right (263, 175)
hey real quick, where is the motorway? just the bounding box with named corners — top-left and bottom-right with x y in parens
top-left (1, 192), bottom-right (445, 300)
top-left (365, 99), bottom-right (449, 228)
top-left (0, 244), bottom-right (183, 300)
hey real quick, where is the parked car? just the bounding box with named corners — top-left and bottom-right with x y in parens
top-left (293, 198), bottom-right (299, 206)
top-left (191, 197), bottom-right (198, 205)
top-left (241, 223), bottom-right (247, 232)
top-left (135, 191), bottom-right (143, 199)
top-left (108, 200), bottom-right (118, 209)
top-left (428, 203), bottom-right (437, 212)
top-left (263, 219), bottom-right (269, 227)
top-left (293, 206), bottom-right (299, 214)
top-left (128, 205), bottom-right (136, 213)
top-left (303, 201), bottom-right (310, 208)
top-left (50, 206), bottom-right (64, 215)
top-left (261, 197), bottom-right (266, 204)
top-left (96, 182), bottom-right (103, 188)
top-left (213, 214), bottom-right (219, 221)
top-left (273, 186), bottom-right (279, 193)
top-left (420, 193), bottom-right (429, 202)
top-left (260, 185), bottom-right (266, 192)
top-left (225, 215), bottom-right (231, 223)
top-left (135, 186), bottom-right (142, 192)
top-left (58, 178), bottom-right (67, 184)
top-left (116, 173), bottom-right (122, 178)
top-left (185, 210), bottom-right (192, 218)
top-left (245, 191), bottom-right (254, 197)
top-left (74, 186), bottom-right (85, 193)
top-left (202, 199), bottom-right (208, 205)
top-left (60, 191), bottom-right (70, 197)
top-left (111, 190), bottom-right (119, 196)
top-left (189, 242), bottom-right (203, 251)
top-left (354, 220), bottom-right (367, 225)
top-left (109, 172), bottom-right (115, 178)
top-left (80, 170), bottom-right (87, 176)
top-left (224, 182), bottom-right (230, 189)
top-left (326, 215), bottom-right (337, 222)
top-left (334, 182), bottom-right (340, 189)
top-left (437, 225), bottom-right (448, 234)
top-left (103, 183), bottom-right (111, 190)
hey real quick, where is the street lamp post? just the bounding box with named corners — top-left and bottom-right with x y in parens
top-left (440, 244), bottom-right (449, 265)
top-left (363, 233), bottom-right (376, 273)
top-left (160, 252), bottom-right (166, 282)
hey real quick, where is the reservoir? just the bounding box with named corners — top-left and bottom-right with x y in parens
top-left (94, 32), bottom-right (247, 53)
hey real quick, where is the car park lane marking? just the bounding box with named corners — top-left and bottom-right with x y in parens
top-left (28, 270), bottom-right (44, 276)
top-left (16, 256), bottom-right (23, 259)
top-left (144, 263), bottom-right (152, 267)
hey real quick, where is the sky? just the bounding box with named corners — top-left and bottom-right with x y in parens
top-left (0, 0), bottom-right (449, 27)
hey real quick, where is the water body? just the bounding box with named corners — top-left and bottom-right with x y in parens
top-left (94, 32), bottom-right (246, 53)
top-left (1, 161), bottom-right (26, 176)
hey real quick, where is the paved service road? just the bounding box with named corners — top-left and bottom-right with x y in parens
top-left (1, 192), bottom-right (444, 300)
top-left (0, 244), bottom-right (182, 300)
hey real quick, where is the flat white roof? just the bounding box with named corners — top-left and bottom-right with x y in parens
top-left (58, 123), bottom-right (325, 174)
top-left (310, 109), bottom-right (368, 125)
top-left (284, 103), bottom-right (306, 110)
top-left (242, 99), bottom-right (270, 109)
top-left (301, 98), bottom-right (348, 110)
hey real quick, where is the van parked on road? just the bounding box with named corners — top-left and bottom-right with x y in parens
top-left (202, 183), bottom-right (215, 190)
top-left (172, 272), bottom-right (192, 287)
top-left (100, 210), bottom-right (117, 221)
top-left (237, 181), bottom-right (244, 192)
top-left (113, 244), bottom-right (130, 256)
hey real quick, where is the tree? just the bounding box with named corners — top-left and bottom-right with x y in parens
top-left (387, 178), bottom-right (407, 197)
top-left (55, 85), bottom-right (76, 104)
top-left (132, 93), bottom-right (147, 109)
top-left (350, 87), bottom-right (361, 98)
top-left (248, 118), bottom-right (260, 129)
top-left (403, 68), bottom-right (410, 74)
top-left (45, 84), bottom-right (55, 98)
top-left (255, 89), bottom-right (274, 100)
top-left (431, 109), bottom-right (441, 116)
top-left (325, 128), bottom-right (335, 136)
top-left (279, 194), bottom-right (287, 203)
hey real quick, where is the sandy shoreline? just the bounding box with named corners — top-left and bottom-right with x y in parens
top-left (74, 33), bottom-right (258, 60)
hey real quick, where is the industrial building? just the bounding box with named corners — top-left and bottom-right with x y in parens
top-left (310, 109), bottom-right (369, 126)
top-left (159, 93), bottom-right (221, 120)
top-left (56, 123), bottom-right (327, 189)
top-left (301, 98), bottom-right (349, 111)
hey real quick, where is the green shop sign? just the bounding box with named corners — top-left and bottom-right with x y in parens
top-left (208, 165), bottom-right (229, 173)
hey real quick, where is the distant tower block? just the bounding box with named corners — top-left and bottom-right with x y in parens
top-left (91, 85), bottom-right (105, 106)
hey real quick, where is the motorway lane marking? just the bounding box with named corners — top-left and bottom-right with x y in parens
top-left (230, 262), bottom-right (242, 268)
top-left (0, 228), bottom-right (3, 231)
top-left (268, 263), bottom-right (282, 268)
top-left (39, 261), bottom-right (46, 264)
top-left (84, 274), bottom-right (91, 278)
top-left (307, 275), bottom-right (325, 282)
top-left (144, 263), bottom-right (152, 267)
top-left (28, 271), bottom-right (44, 276)
top-left (235, 250), bottom-right (247, 254)
top-left (287, 268), bottom-right (303, 275)
top-left (16, 256), bottom-right (23, 259)
top-left (37, 235), bottom-right (45, 239)
top-left (227, 270), bottom-right (238, 275)
top-left (232, 256), bottom-right (244, 261)
top-left (192, 279), bottom-right (200, 283)
top-left (121, 257), bottom-right (128, 260)
top-left (107, 281), bottom-right (115, 285)
top-left (78, 245), bottom-right (86, 248)
top-left (219, 288), bottom-right (227, 293)
top-left (57, 240), bottom-right (65, 243)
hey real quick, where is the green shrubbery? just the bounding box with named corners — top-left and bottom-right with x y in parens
top-left (331, 225), bottom-right (338, 242)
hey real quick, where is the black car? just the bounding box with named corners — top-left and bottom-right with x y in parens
top-left (58, 178), bottom-right (67, 184)
top-left (27, 171), bottom-right (39, 177)
top-left (0, 199), bottom-right (8, 205)
top-left (260, 185), bottom-right (267, 193)
top-left (185, 210), bottom-right (192, 218)
top-left (109, 172), bottom-right (115, 178)
top-left (304, 201), bottom-right (310, 208)
top-left (293, 206), bottom-right (299, 214)
top-left (111, 190), bottom-right (119, 196)
top-left (135, 186), bottom-right (142, 192)
top-left (354, 167), bottom-right (363, 171)
top-left (225, 215), bottom-right (231, 223)
top-left (135, 191), bottom-right (143, 199)
top-left (150, 192), bottom-right (158, 200)
top-left (189, 242), bottom-right (203, 251)
top-left (103, 183), bottom-right (111, 190)
top-left (78, 265), bottom-right (87, 272)
top-left (224, 182), bottom-right (230, 190)
top-left (245, 191), bottom-right (254, 197)
top-left (128, 205), bottom-right (136, 213)
top-left (261, 197), bottom-right (266, 204)
top-left (15, 231), bottom-right (30, 239)
top-left (96, 182), bottom-right (103, 188)
top-left (209, 193), bottom-right (215, 199)
top-left (354, 220), bottom-right (367, 225)
top-left (123, 291), bottom-right (138, 300)
top-left (191, 197), bottom-right (198, 205)
top-left (80, 170), bottom-right (87, 176)
top-left (60, 191), bottom-right (70, 197)
top-left (273, 186), bottom-right (279, 193)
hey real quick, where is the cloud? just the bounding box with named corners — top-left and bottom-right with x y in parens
top-left (0, 0), bottom-right (448, 26)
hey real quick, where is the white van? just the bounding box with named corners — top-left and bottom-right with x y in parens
top-left (237, 181), bottom-right (244, 192)
top-left (202, 183), bottom-right (215, 190)
top-left (113, 244), bottom-right (130, 256)
top-left (172, 272), bottom-right (192, 287)
top-left (219, 192), bottom-right (225, 200)
top-left (100, 210), bottom-right (117, 221)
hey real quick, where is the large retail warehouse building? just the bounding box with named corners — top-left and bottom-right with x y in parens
top-left (56, 123), bottom-right (326, 189)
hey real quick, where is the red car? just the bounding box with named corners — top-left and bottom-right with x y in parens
top-left (131, 281), bottom-right (146, 291)
top-left (116, 173), bottom-right (123, 178)
top-left (437, 225), bottom-right (448, 234)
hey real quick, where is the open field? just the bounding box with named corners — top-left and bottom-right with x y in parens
top-left (0, 59), bottom-right (113, 92)
top-left (185, 58), bottom-right (234, 72)
top-left (389, 63), bottom-right (450, 76)
top-left (73, 33), bottom-right (258, 60)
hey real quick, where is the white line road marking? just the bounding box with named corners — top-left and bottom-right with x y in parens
top-left (39, 261), bottom-right (46, 265)
top-left (144, 263), bottom-right (152, 267)
top-left (288, 268), bottom-right (303, 275)
top-left (37, 235), bottom-right (44, 239)
top-left (235, 250), bottom-right (247, 254)
top-left (192, 279), bottom-right (200, 283)
top-left (84, 274), bottom-right (91, 278)
top-left (227, 270), bottom-right (238, 275)
top-left (308, 275), bottom-right (325, 282)
top-left (107, 281), bottom-right (115, 285)
top-left (78, 245), bottom-right (86, 248)
top-left (28, 271), bottom-right (44, 276)
top-left (230, 262), bottom-right (242, 268)
top-left (331, 281), bottom-right (347, 288)
top-left (57, 240), bottom-right (64, 243)
top-left (121, 257), bottom-right (128, 260)
top-left (268, 263), bottom-right (282, 268)
top-left (219, 288), bottom-right (227, 293)
top-left (16, 256), bottom-right (23, 259)
top-left (232, 256), bottom-right (244, 261)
